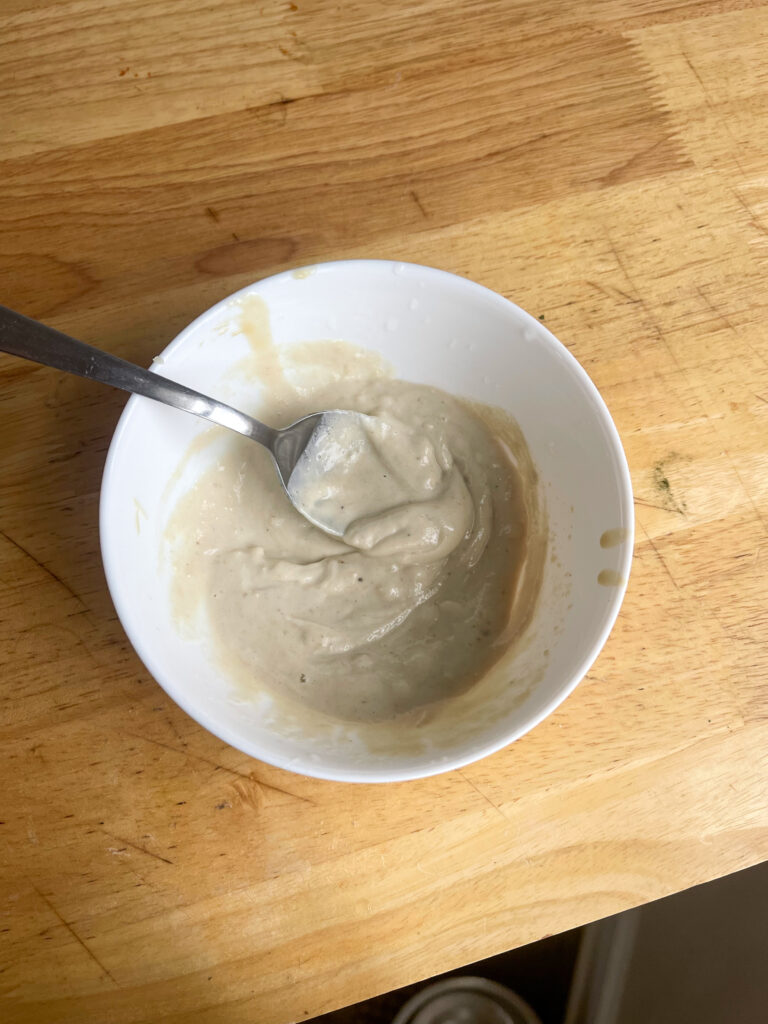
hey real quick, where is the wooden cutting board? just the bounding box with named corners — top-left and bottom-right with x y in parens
top-left (1, 1), bottom-right (767, 1021)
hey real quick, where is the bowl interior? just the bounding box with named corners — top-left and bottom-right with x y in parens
top-left (100, 261), bottom-right (633, 781)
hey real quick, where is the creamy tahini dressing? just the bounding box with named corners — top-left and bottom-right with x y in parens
top-left (287, 409), bottom-right (474, 558)
top-left (166, 299), bottom-right (546, 724)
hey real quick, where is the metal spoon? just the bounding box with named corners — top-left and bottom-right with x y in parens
top-left (0, 304), bottom-right (357, 537)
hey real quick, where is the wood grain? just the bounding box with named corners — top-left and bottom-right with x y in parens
top-left (2, 0), bottom-right (768, 1021)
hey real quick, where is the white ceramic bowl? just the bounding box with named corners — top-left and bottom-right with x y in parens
top-left (100, 261), bottom-right (633, 782)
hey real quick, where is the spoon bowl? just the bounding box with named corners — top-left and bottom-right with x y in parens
top-left (99, 259), bottom-right (632, 783)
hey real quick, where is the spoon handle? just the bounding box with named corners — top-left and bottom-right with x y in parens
top-left (0, 305), bottom-right (277, 447)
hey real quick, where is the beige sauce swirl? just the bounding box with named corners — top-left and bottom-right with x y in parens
top-left (287, 409), bottom-right (474, 560)
top-left (166, 303), bottom-right (546, 724)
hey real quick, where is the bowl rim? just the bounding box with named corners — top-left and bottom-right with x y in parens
top-left (99, 259), bottom-right (634, 783)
